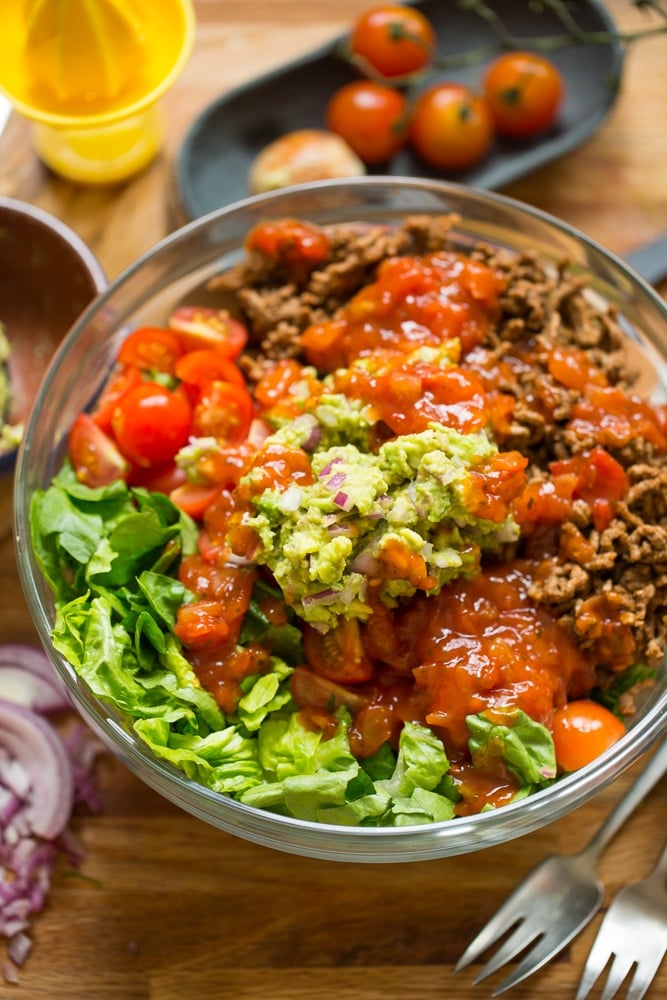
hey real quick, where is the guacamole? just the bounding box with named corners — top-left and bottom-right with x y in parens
top-left (240, 395), bottom-right (520, 630)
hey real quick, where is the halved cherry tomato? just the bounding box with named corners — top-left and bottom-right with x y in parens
top-left (129, 460), bottom-right (187, 494)
top-left (349, 4), bottom-right (435, 78)
top-left (290, 665), bottom-right (370, 715)
top-left (168, 306), bottom-right (248, 358)
top-left (174, 348), bottom-right (247, 389)
top-left (192, 380), bottom-right (254, 443)
top-left (326, 80), bottom-right (408, 165)
top-left (303, 619), bottom-right (375, 684)
top-left (174, 601), bottom-right (231, 649)
top-left (409, 82), bottom-right (494, 171)
top-left (117, 327), bottom-right (184, 374)
top-left (483, 50), bottom-right (564, 139)
top-left (69, 413), bottom-right (129, 488)
top-left (111, 382), bottom-right (192, 468)
top-left (552, 700), bottom-right (625, 772)
top-left (92, 364), bottom-right (143, 433)
top-left (169, 481), bottom-right (226, 520)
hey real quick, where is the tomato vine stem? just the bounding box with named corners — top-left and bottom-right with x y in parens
top-left (337, 0), bottom-right (667, 87)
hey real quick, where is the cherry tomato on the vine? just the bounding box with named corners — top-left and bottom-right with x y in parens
top-left (111, 382), bottom-right (192, 468)
top-left (483, 50), bottom-right (564, 138)
top-left (409, 82), bottom-right (494, 171)
top-left (349, 4), bottom-right (436, 79)
top-left (326, 80), bottom-right (408, 165)
top-left (552, 700), bottom-right (625, 773)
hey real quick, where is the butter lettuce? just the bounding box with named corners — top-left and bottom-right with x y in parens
top-left (467, 707), bottom-right (557, 787)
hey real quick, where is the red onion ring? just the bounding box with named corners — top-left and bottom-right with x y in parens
top-left (0, 700), bottom-right (74, 839)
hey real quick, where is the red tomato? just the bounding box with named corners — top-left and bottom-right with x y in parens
top-left (303, 619), bottom-right (375, 684)
top-left (69, 413), bottom-right (129, 488)
top-left (174, 601), bottom-right (231, 649)
top-left (174, 348), bottom-right (247, 389)
top-left (192, 380), bottom-right (254, 443)
top-left (168, 306), bottom-right (248, 358)
top-left (117, 327), bottom-right (184, 373)
top-left (92, 364), bottom-right (143, 433)
top-left (290, 665), bottom-right (370, 714)
top-left (111, 383), bottom-right (192, 468)
top-left (246, 220), bottom-right (331, 275)
top-left (326, 80), bottom-right (408, 165)
top-left (483, 50), bottom-right (564, 138)
top-left (409, 82), bottom-right (494, 171)
top-left (552, 700), bottom-right (626, 772)
top-left (129, 461), bottom-right (187, 494)
top-left (169, 481), bottom-right (225, 520)
top-left (349, 4), bottom-right (435, 78)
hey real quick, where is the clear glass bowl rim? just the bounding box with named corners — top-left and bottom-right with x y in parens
top-left (14, 176), bottom-right (667, 863)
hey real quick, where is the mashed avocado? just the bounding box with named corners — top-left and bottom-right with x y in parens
top-left (0, 322), bottom-right (23, 454)
top-left (241, 395), bottom-right (520, 631)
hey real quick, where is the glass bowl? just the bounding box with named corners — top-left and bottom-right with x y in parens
top-left (14, 177), bottom-right (667, 863)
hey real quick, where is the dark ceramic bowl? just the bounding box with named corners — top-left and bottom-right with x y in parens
top-left (0, 197), bottom-right (107, 473)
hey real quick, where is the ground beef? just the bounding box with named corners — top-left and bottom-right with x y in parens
top-left (207, 214), bottom-right (667, 674)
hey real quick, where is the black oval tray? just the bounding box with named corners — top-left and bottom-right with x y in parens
top-left (175, 0), bottom-right (624, 221)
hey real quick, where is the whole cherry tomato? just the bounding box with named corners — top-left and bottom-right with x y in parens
top-left (552, 700), bottom-right (625, 772)
top-left (326, 80), bottom-right (408, 165)
top-left (349, 4), bottom-right (436, 79)
top-left (409, 82), bottom-right (494, 171)
top-left (111, 382), bottom-right (192, 468)
top-left (483, 50), bottom-right (564, 138)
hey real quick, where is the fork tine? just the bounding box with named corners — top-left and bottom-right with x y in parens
top-left (454, 875), bottom-right (540, 971)
top-left (471, 922), bottom-right (541, 985)
top-left (454, 914), bottom-right (521, 971)
top-left (489, 928), bottom-right (578, 996)
top-left (599, 954), bottom-right (635, 1000)
top-left (625, 953), bottom-right (666, 1000)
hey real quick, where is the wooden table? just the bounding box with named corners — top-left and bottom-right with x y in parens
top-left (1, 2), bottom-right (667, 997)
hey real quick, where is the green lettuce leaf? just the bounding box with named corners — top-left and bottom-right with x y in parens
top-left (467, 707), bottom-right (557, 786)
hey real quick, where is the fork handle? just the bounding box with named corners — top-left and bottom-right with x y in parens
top-left (580, 739), bottom-right (667, 864)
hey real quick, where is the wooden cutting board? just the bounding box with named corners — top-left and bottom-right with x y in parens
top-left (1, 2), bottom-right (666, 997)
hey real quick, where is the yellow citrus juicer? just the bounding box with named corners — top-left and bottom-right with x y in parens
top-left (0, 0), bottom-right (196, 183)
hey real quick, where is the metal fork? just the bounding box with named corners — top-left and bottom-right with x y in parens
top-left (454, 739), bottom-right (667, 996)
top-left (574, 836), bottom-right (667, 1000)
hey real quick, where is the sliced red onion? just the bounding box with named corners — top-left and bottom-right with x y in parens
top-left (7, 932), bottom-right (31, 967)
top-left (319, 456), bottom-right (343, 478)
top-left (0, 700), bottom-right (74, 839)
top-left (302, 423), bottom-right (322, 453)
top-left (326, 471), bottom-right (346, 491)
top-left (0, 647), bottom-right (106, 975)
top-left (301, 588), bottom-right (338, 608)
top-left (334, 491), bottom-right (355, 512)
top-left (0, 666), bottom-right (70, 714)
top-left (0, 644), bottom-right (71, 708)
top-left (350, 550), bottom-right (380, 576)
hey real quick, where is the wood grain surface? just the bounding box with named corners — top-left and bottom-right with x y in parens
top-left (1, 2), bottom-right (667, 998)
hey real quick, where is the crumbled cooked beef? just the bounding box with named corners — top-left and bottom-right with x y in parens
top-left (208, 213), bottom-right (667, 677)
